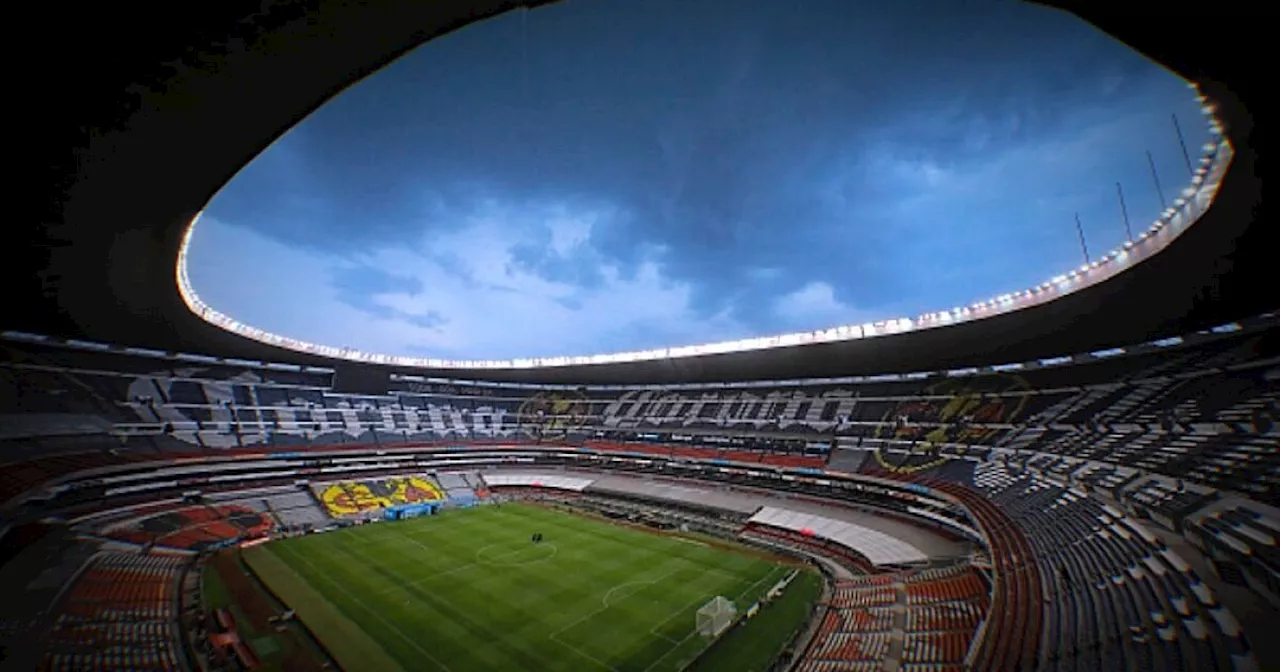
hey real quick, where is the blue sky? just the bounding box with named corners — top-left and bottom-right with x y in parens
top-left (187, 0), bottom-right (1210, 361)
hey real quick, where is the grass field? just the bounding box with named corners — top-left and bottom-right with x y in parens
top-left (243, 503), bottom-right (816, 672)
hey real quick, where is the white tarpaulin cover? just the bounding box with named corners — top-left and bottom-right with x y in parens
top-left (748, 506), bottom-right (928, 565)
top-left (481, 473), bottom-right (595, 491)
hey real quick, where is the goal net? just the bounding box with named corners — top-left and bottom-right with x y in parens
top-left (695, 596), bottom-right (737, 638)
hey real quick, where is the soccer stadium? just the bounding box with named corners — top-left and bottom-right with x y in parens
top-left (3, 1), bottom-right (1272, 672)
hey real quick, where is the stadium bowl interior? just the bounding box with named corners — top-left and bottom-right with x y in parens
top-left (3, 1), bottom-right (1273, 671)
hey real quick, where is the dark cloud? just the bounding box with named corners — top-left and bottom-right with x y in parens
top-left (197, 0), bottom-right (1211, 358)
top-left (330, 266), bottom-right (423, 318)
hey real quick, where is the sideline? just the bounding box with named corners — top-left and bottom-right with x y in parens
top-left (242, 545), bottom-right (409, 672)
top-left (266, 544), bottom-right (454, 672)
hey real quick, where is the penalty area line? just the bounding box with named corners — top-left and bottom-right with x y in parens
top-left (643, 564), bottom-right (790, 672)
top-left (549, 631), bottom-right (622, 672)
top-left (548, 565), bottom-right (685, 671)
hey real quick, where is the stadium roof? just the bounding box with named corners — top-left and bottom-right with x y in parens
top-left (10, 0), bottom-right (1265, 385)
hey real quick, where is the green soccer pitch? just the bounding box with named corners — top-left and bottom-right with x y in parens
top-left (239, 502), bottom-right (818, 672)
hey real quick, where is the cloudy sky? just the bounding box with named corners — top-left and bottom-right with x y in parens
top-left (187, 0), bottom-right (1209, 361)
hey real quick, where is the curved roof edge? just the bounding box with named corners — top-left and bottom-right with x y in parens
top-left (9, 0), bottom-right (1267, 385)
top-left (4, 307), bottom-right (1272, 391)
top-left (176, 124), bottom-right (1231, 370)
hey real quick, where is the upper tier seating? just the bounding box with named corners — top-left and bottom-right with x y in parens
top-left (1184, 502), bottom-right (1280, 608)
top-left (2, 318), bottom-right (1273, 508)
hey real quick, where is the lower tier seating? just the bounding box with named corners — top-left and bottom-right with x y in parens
top-left (39, 552), bottom-right (188, 672)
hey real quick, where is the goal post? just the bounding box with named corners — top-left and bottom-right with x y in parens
top-left (695, 596), bottom-right (737, 639)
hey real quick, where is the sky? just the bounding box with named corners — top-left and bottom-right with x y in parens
top-left (187, 0), bottom-right (1211, 361)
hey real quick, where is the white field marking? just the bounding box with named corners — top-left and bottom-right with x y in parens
top-left (641, 564), bottom-right (790, 672)
top-left (649, 589), bottom-right (710, 643)
top-left (393, 527), bottom-right (436, 555)
top-left (476, 542), bottom-right (558, 567)
top-left (549, 635), bottom-right (620, 672)
top-left (645, 563), bottom-right (781, 646)
top-left (367, 510), bottom-right (573, 589)
top-left (602, 578), bottom-right (664, 609)
top-left (372, 544), bottom-right (558, 597)
top-left (646, 588), bottom-right (725, 644)
top-left (702, 566), bottom-right (755, 581)
top-left (367, 520), bottom-right (487, 545)
top-left (674, 538), bottom-right (709, 547)
top-left (634, 566), bottom-right (751, 645)
top-left (373, 524), bottom-right (534, 567)
top-left (331, 534), bottom-right (570, 670)
top-left (642, 620), bottom-right (703, 672)
top-left (478, 540), bottom-right (558, 565)
top-left (372, 559), bottom-right (482, 596)
top-left (547, 563), bottom-right (686, 669)
top-left (365, 531), bottom-right (487, 596)
top-left (368, 508), bottom-right (599, 596)
top-left (553, 565), bottom-right (685, 637)
top-left (340, 526), bottom-right (451, 559)
top-left (361, 509), bottom-right (497, 540)
top-left (276, 544), bottom-right (456, 672)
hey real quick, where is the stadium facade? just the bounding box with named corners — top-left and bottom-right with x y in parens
top-left (4, 1), bottom-right (1273, 671)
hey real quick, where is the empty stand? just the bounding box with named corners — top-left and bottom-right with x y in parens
top-left (100, 504), bottom-right (272, 551)
top-left (959, 466), bottom-right (1255, 671)
top-left (790, 564), bottom-right (990, 670)
top-left (39, 552), bottom-right (188, 672)
top-left (2, 318), bottom-right (1272, 499)
top-left (434, 471), bottom-right (480, 503)
top-left (259, 491), bottom-right (329, 529)
top-left (2, 312), bottom-right (1277, 672)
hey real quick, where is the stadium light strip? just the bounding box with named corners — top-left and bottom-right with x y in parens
top-left (176, 85), bottom-right (1233, 370)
